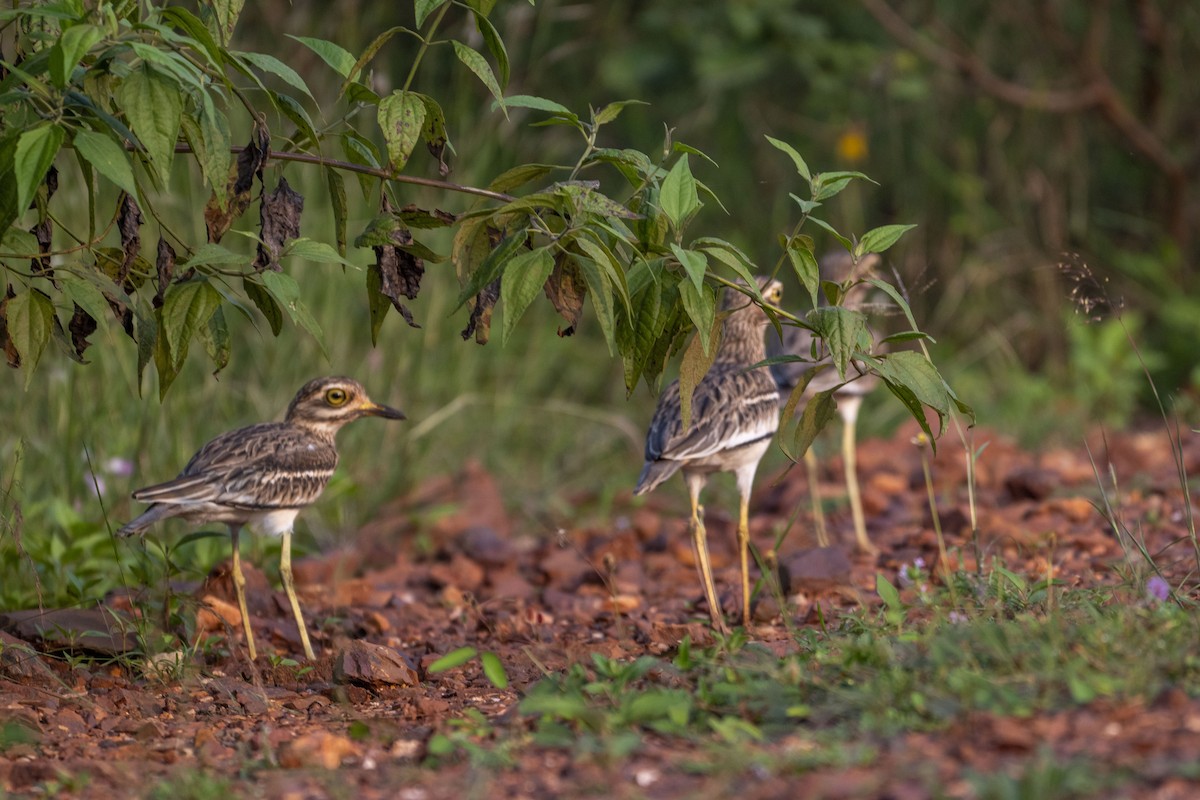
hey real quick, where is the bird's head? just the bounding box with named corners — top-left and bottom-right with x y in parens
top-left (285, 376), bottom-right (406, 433)
top-left (723, 276), bottom-right (783, 329)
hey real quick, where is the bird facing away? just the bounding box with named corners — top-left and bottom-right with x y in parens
top-left (769, 252), bottom-right (882, 553)
top-left (635, 277), bottom-right (783, 632)
top-left (119, 376), bottom-right (405, 661)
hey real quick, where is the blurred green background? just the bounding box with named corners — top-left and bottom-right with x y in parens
top-left (4, 0), bottom-right (1197, 609)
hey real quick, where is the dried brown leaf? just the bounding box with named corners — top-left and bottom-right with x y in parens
top-left (68, 304), bottom-right (97, 360)
top-left (253, 177), bottom-right (303, 272)
top-left (544, 252), bottom-right (587, 336)
top-left (116, 194), bottom-right (143, 290)
top-left (29, 218), bottom-right (52, 282)
top-left (461, 277), bottom-right (499, 344)
top-left (153, 238), bottom-right (176, 309)
top-left (1, 285), bottom-right (18, 368)
top-left (204, 123), bottom-right (269, 243)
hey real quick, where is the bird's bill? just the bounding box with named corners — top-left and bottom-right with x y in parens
top-left (360, 400), bottom-right (406, 420)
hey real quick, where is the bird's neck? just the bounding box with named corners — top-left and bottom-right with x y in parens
top-left (714, 319), bottom-right (767, 365)
top-left (287, 418), bottom-right (343, 442)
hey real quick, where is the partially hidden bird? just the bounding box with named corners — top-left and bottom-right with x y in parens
top-left (768, 252), bottom-right (883, 553)
top-left (635, 277), bottom-right (783, 632)
top-left (118, 376), bottom-right (405, 661)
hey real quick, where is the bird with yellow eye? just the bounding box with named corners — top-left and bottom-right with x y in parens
top-left (119, 376), bottom-right (405, 661)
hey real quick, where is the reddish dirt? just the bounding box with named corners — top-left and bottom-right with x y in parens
top-left (2, 422), bottom-right (1200, 798)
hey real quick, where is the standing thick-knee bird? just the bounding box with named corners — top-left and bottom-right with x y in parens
top-left (118, 376), bottom-right (405, 661)
top-left (769, 252), bottom-right (882, 553)
top-left (635, 277), bottom-right (783, 632)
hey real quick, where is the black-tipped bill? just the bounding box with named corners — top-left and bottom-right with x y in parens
top-left (362, 401), bottom-right (406, 420)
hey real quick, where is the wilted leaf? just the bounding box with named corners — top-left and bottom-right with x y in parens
top-left (254, 177), bottom-right (303, 271)
top-left (543, 252), bottom-right (586, 336)
top-left (29, 213), bottom-right (52, 280)
top-left (153, 238), bottom-right (176, 308)
top-left (0, 285), bottom-right (19, 367)
top-left (366, 198), bottom-right (424, 335)
top-left (210, 0), bottom-right (245, 45)
top-left (461, 277), bottom-right (499, 344)
top-left (397, 205), bottom-right (456, 229)
top-left (205, 123), bottom-right (269, 244)
top-left (326, 167), bottom-right (347, 255)
top-left (67, 304), bottom-right (97, 360)
top-left (414, 93), bottom-right (449, 176)
top-left (117, 194), bottom-right (143, 289)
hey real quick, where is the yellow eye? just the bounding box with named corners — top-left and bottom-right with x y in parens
top-left (325, 388), bottom-right (348, 406)
top-left (766, 287), bottom-right (782, 302)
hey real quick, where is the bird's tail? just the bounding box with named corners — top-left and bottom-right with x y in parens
top-left (116, 504), bottom-right (170, 538)
top-left (633, 459), bottom-right (680, 496)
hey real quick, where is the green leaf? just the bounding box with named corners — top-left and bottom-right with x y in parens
top-left (876, 572), bottom-right (902, 611)
top-left (694, 239), bottom-right (761, 301)
top-left (198, 305), bottom-right (230, 376)
top-left (243, 278), bottom-right (283, 336)
top-left (283, 238), bottom-right (355, 267)
top-left (786, 237), bottom-right (820, 307)
top-left (50, 23), bottom-right (102, 88)
top-left (72, 130), bottom-right (138, 199)
top-left (451, 41), bottom-right (505, 112)
top-left (765, 135), bottom-right (811, 182)
top-left (500, 247), bottom-right (555, 345)
top-left (487, 163), bottom-right (555, 194)
top-left (365, 264), bottom-right (390, 345)
top-left (161, 280), bottom-right (222, 369)
top-left (479, 652), bottom-right (508, 689)
top-left (617, 278), bottom-right (664, 394)
top-left (471, 10), bottom-right (509, 88)
top-left (670, 244), bottom-right (707, 293)
top-left (454, 229), bottom-right (528, 310)
top-left (116, 64), bottom-right (182, 182)
top-left (791, 387), bottom-right (837, 459)
top-left (326, 167), bottom-right (348, 256)
top-left (501, 94), bottom-right (573, 116)
top-left (7, 289), bottom-right (54, 389)
top-left (210, 0), bottom-right (245, 45)
top-left (235, 51), bottom-right (315, 101)
top-left (339, 26), bottom-right (417, 100)
top-left (677, 277), bottom-right (716, 355)
top-left (807, 306), bottom-right (867, 380)
top-left (286, 35), bottom-right (357, 79)
top-left (808, 217), bottom-right (853, 253)
top-left (678, 311), bottom-right (722, 431)
top-left (868, 351), bottom-right (952, 438)
top-left (261, 271), bottom-right (327, 357)
top-left (377, 91), bottom-right (427, 172)
top-left (595, 99), bottom-right (647, 126)
top-left (14, 124), bottom-right (63, 215)
top-left (660, 156), bottom-right (698, 229)
top-left (427, 646), bottom-right (477, 673)
top-left (59, 273), bottom-right (111, 325)
top-left (184, 243), bottom-right (248, 268)
top-left (414, 0), bottom-right (444, 27)
top-left (859, 223), bottom-right (917, 256)
top-left (577, 256), bottom-right (617, 354)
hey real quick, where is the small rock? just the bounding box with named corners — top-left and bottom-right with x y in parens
top-left (0, 631), bottom-right (55, 679)
top-left (333, 640), bottom-right (419, 688)
top-left (778, 547), bottom-right (853, 594)
top-left (458, 526), bottom-right (514, 567)
top-left (0, 608), bottom-right (138, 655)
top-left (1004, 467), bottom-right (1061, 501)
top-left (235, 688), bottom-right (269, 715)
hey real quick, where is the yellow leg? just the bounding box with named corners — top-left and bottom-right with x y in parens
top-left (840, 397), bottom-right (876, 554)
top-left (737, 496), bottom-right (751, 628)
top-left (229, 525), bottom-right (257, 662)
top-left (686, 478), bottom-right (728, 635)
top-left (280, 529), bottom-right (316, 660)
top-left (804, 448), bottom-right (830, 547)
